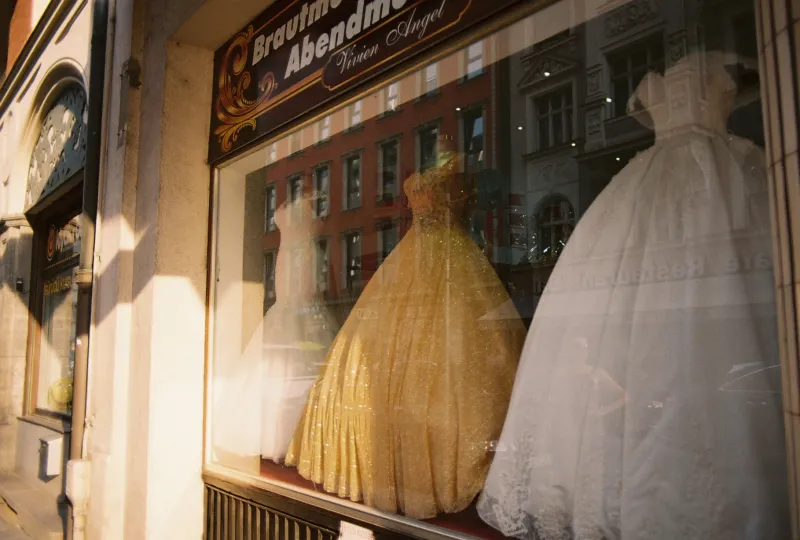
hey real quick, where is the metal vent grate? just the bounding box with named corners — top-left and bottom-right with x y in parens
top-left (205, 484), bottom-right (338, 540)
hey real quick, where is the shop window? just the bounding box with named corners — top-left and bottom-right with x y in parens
top-left (36, 214), bottom-right (81, 415)
top-left (535, 87), bottom-right (573, 150)
top-left (343, 154), bottom-right (361, 209)
top-left (422, 63), bottom-right (438, 96)
top-left (385, 82), bottom-right (399, 112)
top-left (462, 108), bottom-right (485, 172)
top-left (418, 125), bottom-right (439, 172)
top-left (318, 116), bottom-right (331, 142)
top-left (609, 37), bottom-right (665, 117)
top-left (378, 139), bottom-right (399, 200)
top-left (465, 41), bottom-right (484, 79)
top-left (209, 3), bottom-right (789, 539)
top-left (313, 165), bottom-right (329, 217)
top-left (264, 184), bottom-right (276, 232)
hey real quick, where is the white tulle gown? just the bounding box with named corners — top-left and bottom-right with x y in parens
top-left (212, 194), bottom-right (336, 463)
top-left (478, 52), bottom-right (790, 539)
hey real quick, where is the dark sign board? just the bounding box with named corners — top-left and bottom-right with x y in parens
top-left (210, 0), bottom-right (521, 162)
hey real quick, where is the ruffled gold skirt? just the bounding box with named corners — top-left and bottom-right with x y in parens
top-left (285, 222), bottom-right (525, 519)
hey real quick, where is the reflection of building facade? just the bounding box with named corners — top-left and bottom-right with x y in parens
top-left (508, 0), bottom-right (760, 316)
top-left (261, 49), bottom-right (499, 320)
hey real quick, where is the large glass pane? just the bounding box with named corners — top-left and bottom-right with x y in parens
top-left (37, 215), bottom-right (81, 415)
top-left (209, 1), bottom-right (789, 538)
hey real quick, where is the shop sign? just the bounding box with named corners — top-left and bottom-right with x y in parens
top-left (210, 0), bottom-right (520, 161)
top-left (46, 220), bottom-right (81, 266)
top-left (43, 273), bottom-right (73, 296)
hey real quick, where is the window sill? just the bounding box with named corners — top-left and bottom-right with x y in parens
top-left (458, 70), bottom-right (487, 86)
top-left (312, 138), bottom-right (332, 148)
top-left (287, 150), bottom-right (305, 159)
top-left (343, 124), bottom-right (365, 135)
top-left (375, 194), bottom-right (398, 206)
top-left (377, 108), bottom-right (403, 121)
top-left (342, 204), bottom-right (362, 212)
top-left (522, 140), bottom-right (580, 162)
top-left (18, 414), bottom-right (71, 434)
top-left (415, 89), bottom-right (441, 104)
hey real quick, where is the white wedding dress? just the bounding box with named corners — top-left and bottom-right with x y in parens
top-left (212, 194), bottom-right (336, 463)
top-left (478, 53), bottom-right (790, 539)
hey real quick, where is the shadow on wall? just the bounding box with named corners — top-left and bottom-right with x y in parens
top-left (0, 222), bottom-right (33, 474)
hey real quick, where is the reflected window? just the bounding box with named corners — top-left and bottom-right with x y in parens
top-left (385, 83), bottom-right (399, 112)
top-left (344, 231), bottom-right (361, 292)
top-left (379, 140), bottom-right (399, 199)
top-left (317, 238), bottom-right (329, 293)
top-left (344, 155), bottom-right (361, 209)
top-left (531, 195), bottom-right (574, 262)
top-left (463, 108), bottom-right (485, 172)
top-left (349, 100), bottom-right (362, 127)
top-left (265, 184), bottom-right (277, 232)
top-left (378, 222), bottom-right (399, 263)
top-left (264, 250), bottom-right (276, 308)
top-left (318, 116), bottom-right (331, 141)
top-left (609, 37), bottom-right (665, 117)
top-left (314, 165), bottom-right (329, 217)
top-left (535, 87), bottom-right (573, 150)
top-left (423, 63), bottom-right (438, 95)
top-left (418, 125), bottom-right (439, 172)
top-left (289, 175), bottom-right (303, 203)
top-left (289, 131), bottom-right (303, 154)
top-left (466, 41), bottom-right (484, 79)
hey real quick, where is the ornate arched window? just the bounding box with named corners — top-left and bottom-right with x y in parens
top-left (25, 84), bottom-right (87, 210)
top-left (24, 83), bottom-right (87, 417)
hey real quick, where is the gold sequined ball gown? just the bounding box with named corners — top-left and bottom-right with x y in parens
top-left (285, 155), bottom-right (526, 519)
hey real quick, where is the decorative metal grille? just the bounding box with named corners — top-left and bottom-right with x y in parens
top-left (26, 85), bottom-right (88, 209)
top-left (205, 483), bottom-right (338, 540)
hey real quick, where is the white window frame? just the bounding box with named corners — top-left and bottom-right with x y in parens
top-left (269, 142), bottom-right (278, 163)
